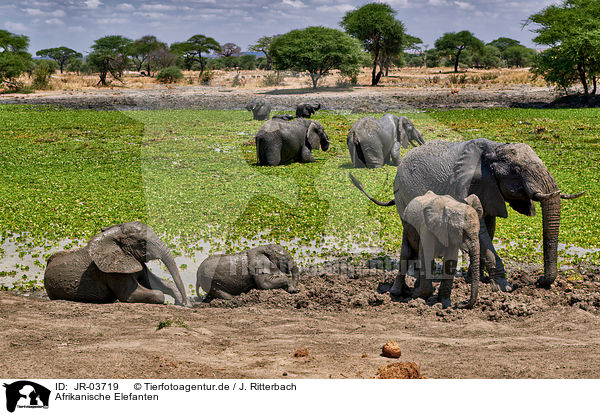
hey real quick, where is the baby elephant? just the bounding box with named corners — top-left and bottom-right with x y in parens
top-left (246, 98), bottom-right (271, 121)
top-left (196, 244), bottom-right (299, 300)
top-left (392, 192), bottom-right (483, 309)
top-left (296, 102), bottom-right (320, 118)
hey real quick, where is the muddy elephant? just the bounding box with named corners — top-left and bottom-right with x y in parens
top-left (196, 244), bottom-right (299, 300)
top-left (398, 191), bottom-right (482, 308)
top-left (246, 98), bottom-right (271, 121)
top-left (44, 221), bottom-right (191, 306)
top-left (296, 102), bottom-right (320, 118)
top-left (350, 138), bottom-right (584, 292)
top-left (347, 114), bottom-right (425, 168)
top-left (255, 117), bottom-right (329, 166)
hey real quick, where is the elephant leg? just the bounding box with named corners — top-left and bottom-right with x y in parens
top-left (143, 269), bottom-right (185, 305)
top-left (390, 231), bottom-right (414, 297)
top-left (413, 233), bottom-right (434, 300)
top-left (298, 145), bottom-right (316, 163)
top-left (211, 289), bottom-right (235, 300)
top-left (106, 274), bottom-right (165, 304)
top-left (479, 217), bottom-right (511, 292)
top-left (438, 249), bottom-right (458, 309)
top-left (254, 271), bottom-right (292, 291)
top-left (390, 141), bottom-right (402, 166)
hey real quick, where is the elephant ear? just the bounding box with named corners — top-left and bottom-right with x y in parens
top-left (451, 139), bottom-right (507, 218)
top-left (423, 196), bottom-right (450, 247)
top-left (443, 205), bottom-right (467, 247)
top-left (397, 116), bottom-right (410, 148)
top-left (305, 122), bottom-right (320, 150)
top-left (87, 227), bottom-right (143, 274)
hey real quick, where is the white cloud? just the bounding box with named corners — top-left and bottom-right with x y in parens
top-left (83, 0), bottom-right (102, 9)
top-left (68, 25), bottom-right (86, 33)
top-left (116, 3), bottom-right (135, 11)
top-left (282, 0), bottom-right (306, 9)
top-left (97, 17), bottom-right (129, 24)
top-left (45, 18), bottom-right (65, 25)
top-left (134, 11), bottom-right (167, 19)
top-left (23, 8), bottom-right (44, 16)
top-left (140, 4), bottom-right (177, 11)
top-left (454, 1), bottom-right (475, 10)
top-left (4, 21), bottom-right (27, 32)
top-left (315, 4), bottom-right (354, 13)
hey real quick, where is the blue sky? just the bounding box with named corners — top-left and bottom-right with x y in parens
top-left (1, 0), bottom-right (558, 54)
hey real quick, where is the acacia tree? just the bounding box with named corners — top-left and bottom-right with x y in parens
top-left (270, 26), bottom-right (366, 89)
top-left (434, 31), bottom-right (484, 72)
top-left (527, 0), bottom-right (600, 96)
top-left (341, 3), bottom-right (406, 86)
top-left (87, 35), bottom-right (132, 86)
top-left (36, 47), bottom-right (81, 73)
top-left (249, 36), bottom-right (278, 70)
top-left (218, 43), bottom-right (241, 57)
top-left (0, 30), bottom-right (32, 90)
top-left (129, 35), bottom-right (166, 76)
top-left (170, 35), bottom-right (220, 76)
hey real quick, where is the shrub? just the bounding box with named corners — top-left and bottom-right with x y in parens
top-left (32, 61), bottom-right (55, 90)
top-left (261, 72), bottom-right (284, 87)
top-left (199, 70), bottom-right (213, 85)
top-left (155, 66), bottom-right (183, 84)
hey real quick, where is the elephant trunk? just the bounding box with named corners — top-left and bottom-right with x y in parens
top-left (459, 231), bottom-right (479, 309)
top-left (288, 264), bottom-right (300, 293)
top-left (537, 195), bottom-right (561, 288)
top-left (148, 239), bottom-right (191, 306)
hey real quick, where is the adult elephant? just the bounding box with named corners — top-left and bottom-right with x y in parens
top-left (246, 98), bottom-right (271, 121)
top-left (351, 138), bottom-right (584, 292)
top-left (44, 221), bottom-right (192, 307)
top-left (196, 244), bottom-right (299, 300)
top-left (347, 114), bottom-right (425, 168)
top-left (255, 118), bottom-right (329, 166)
top-left (296, 103), bottom-right (320, 118)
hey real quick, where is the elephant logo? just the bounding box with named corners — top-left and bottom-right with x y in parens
top-left (3, 381), bottom-right (50, 413)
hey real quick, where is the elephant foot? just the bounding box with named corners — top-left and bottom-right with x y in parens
top-left (491, 277), bottom-right (513, 293)
top-left (412, 283), bottom-right (434, 300)
top-left (389, 278), bottom-right (412, 297)
top-left (439, 296), bottom-right (451, 309)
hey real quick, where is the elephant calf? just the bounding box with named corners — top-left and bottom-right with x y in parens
top-left (394, 192), bottom-right (483, 309)
top-left (246, 98), bottom-right (271, 121)
top-left (44, 221), bottom-right (191, 307)
top-left (255, 117), bottom-right (329, 166)
top-left (347, 114), bottom-right (424, 168)
top-left (296, 102), bottom-right (320, 118)
top-left (196, 244), bottom-right (299, 300)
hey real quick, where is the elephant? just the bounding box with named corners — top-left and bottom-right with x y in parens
top-left (399, 191), bottom-right (483, 309)
top-left (350, 138), bottom-right (584, 293)
top-left (296, 102), bottom-right (321, 118)
top-left (347, 114), bottom-right (425, 168)
top-left (246, 98), bottom-right (271, 121)
top-left (196, 244), bottom-right (299, 300)
top-left (44, 221), bottom-right (192, 307)
top-left (255, 117), bottom-right (330, 166)
top-left (271, 114), bottom-right (296, 121)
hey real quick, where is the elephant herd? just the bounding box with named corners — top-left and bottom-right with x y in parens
top-left (43, 101), bottom-right (585, 309)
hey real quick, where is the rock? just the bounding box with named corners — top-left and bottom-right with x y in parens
top-left (381, 341), bottom-right (402, 358)
top-left (374, 362), bottom-right (423, 379)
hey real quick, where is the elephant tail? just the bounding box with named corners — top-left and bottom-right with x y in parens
top-left (349, 173), bottom-right (395, 207)
top-left (348, 130), bottom-right (367, 167)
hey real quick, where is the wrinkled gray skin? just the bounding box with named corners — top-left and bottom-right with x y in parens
top-left (196, 244), bottom-right (299, 300)
top-left (296, 103), bottom-right (320, 118)
top-left (347, 114), bottom-right (425, 168)
top-left (44, 221), bottom-right (191, 307)
top-left (255, 118), bottom-right (330, 166)
top-left (271, 114), bottom-right (296, 121)
top-left (398, 191), bottom-right (482, 309)
top-left (246, 98), bottom-right (271, 121)
top-left (350, 138), bottom-right (584, 293)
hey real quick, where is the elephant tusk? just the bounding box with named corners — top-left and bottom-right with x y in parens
top-left (561, 191), bottom-right (585, 200)
top-left (532, 191), bottom-right (560, 201)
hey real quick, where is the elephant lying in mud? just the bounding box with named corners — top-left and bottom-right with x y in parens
top-left (397, 191), bottom-right (483, 309)
top-left (347, 114), bottom-right (425, 168)
top-left (246, 98), bottom-right (271, 121)
top-left (296, 103), bottom-right (320, 118)
top-left (255, 118), bottom-right (330, 166)
top-left (350, 138), bottom-right (584, 293)
top-left (196, 244), bottom-right (299, 300)
top-left (44, 221), bottom-right (191, 307)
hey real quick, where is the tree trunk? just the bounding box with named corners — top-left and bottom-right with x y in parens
top-left (311, 73), bottom-right (320, 89)
top-left (577, 63), bottom-right (589, 95)
top-left (454, 50), bottom-right (462, 73)
top-left (592, 76), bottom-right (597, 96)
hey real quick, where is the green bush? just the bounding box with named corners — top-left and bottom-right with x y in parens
top-left (199, 70), bottom-right (213, 85)
top-left (32, 60), bottom-right (55, 90)
top-left (155, 66), bottom-right (183, 84)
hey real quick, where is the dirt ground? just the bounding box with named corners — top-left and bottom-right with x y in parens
top-left (2, 263), bottom-right (599, 379)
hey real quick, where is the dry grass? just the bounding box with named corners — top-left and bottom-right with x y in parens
top-left (8, 66), bottom-right (544, 94)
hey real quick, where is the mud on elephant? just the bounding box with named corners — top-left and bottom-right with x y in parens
top-left (44, 221), bottom-right (191, 306)
top-left (196, 244), bottom-right (299, 300)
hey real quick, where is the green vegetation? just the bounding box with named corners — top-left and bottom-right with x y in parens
top-left (155, 66), bottom-right (183, 84)
top-left (156, 317), bottom-right (188, 330)
top-left (434, 31), bottom-right (484, 73)
top-left (0, 105), bottom-right (598, 268)
top-left (35, 47), bottom-right (82, 74)
top-left (87, 35), bottom-right (132, 86)
top-left (0, 30), bottom-right (32, 91)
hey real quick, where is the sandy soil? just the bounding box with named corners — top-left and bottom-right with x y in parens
top-left (2, 263), bottom-right (599, 379)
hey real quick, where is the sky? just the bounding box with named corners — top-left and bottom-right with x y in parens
top-left (1, 0), bottom-right (559, 55)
